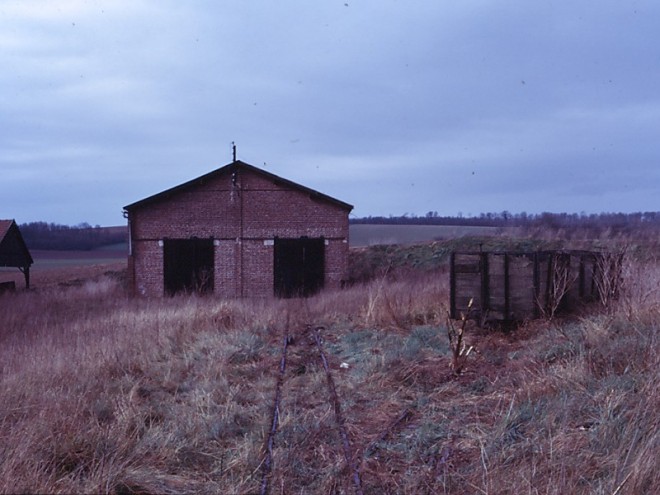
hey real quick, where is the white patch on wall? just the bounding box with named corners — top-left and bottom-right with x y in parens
top-left (325, 239), bottom-right (329, 246)
top-left (264, 239), bottom-right (274, 246)
top-left (214, 240), bottom-right (220, 246)
top-left (158, 240), bottom-right (164, 248)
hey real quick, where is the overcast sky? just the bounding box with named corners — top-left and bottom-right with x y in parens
top-left (2, 1), bottom-right (659, 226)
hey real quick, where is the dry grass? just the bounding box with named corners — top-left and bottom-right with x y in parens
top-left (0, 256), bottom-right (658, 494)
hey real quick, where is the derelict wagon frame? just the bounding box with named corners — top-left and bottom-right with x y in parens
top-left (450, 250), bottom-right (622, 323)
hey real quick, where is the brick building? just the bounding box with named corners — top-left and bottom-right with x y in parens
top-left (123, 160), bottom-right (353, 297)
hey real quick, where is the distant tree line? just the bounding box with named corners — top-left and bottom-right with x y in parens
top-left (19, 222), bottom-right (127, 251)
top-left (19, 211), bottom-right (659, 250)
top-left (351, 211), bottom-right (660, 234)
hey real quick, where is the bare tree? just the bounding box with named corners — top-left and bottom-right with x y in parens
top-left (594, 251), bottom-right (625, 311)
top-left (541, 253), bottom-right (578, 321)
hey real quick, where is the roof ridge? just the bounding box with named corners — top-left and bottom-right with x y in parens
top-left (124, 160), bottom-right (353, 212)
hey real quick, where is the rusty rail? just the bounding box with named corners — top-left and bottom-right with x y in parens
top-left (312, 326), bottom-right (364, 495)
top-left (260, 324), bottom-right (364, 495)
top-left (260, 331), bottom-right (290, 495)
top-left (364, 407), bottom-right (413, 456)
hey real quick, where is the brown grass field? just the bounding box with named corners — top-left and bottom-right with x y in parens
top-left (0, 249), bottom-right (125, 289)
top-left (0, 234), bottom-right (658, 494)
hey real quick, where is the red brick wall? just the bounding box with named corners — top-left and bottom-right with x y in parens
top-left (127, 166), bottom-right (350, 297)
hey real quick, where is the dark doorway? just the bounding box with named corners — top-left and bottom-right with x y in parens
top-left (274, 237), bottom-right (325, 298)
top-left (163, 238), bottom-right (214, 295)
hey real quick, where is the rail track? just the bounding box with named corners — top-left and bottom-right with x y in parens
top-left (260, 324), bottom-right (364, 495)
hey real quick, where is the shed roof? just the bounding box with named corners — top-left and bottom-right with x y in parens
top-left (0, 219), bottom-right (34, 267)
top-left (124, 160), bottom-right (353, 212)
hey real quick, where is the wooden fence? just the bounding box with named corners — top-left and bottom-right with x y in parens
top-left (450, 250), bottom-right (622, 323)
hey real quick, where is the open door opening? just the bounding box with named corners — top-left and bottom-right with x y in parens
top-left (163, 238), bottom-right (214, 296)
top-left (274, 237), bottom-right (325, 298)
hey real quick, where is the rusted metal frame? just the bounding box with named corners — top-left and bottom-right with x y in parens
top-left (559, 253), bottom-right (569, 312)
top-left (449, 252), bottom-right (457, 319)
top-left (533, 252), bottom-right (541, 319)
top-left (544, 253), bottom-right (554, 316)
top-left (479, 253), bottom-right (490, 322)
top-left (260, 330), bottom-right (290, 495)
top-left (590, 253), bottom-right (599, 298)
top-left (312, 327), bottom-right (364, 495)
top-left (503, 253), bottom-right (510, 321)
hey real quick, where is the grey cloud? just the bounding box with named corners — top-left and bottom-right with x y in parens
top-left (1, 1), bottom-right (658, 225)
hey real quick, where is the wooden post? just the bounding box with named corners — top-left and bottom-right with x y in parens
top-left (19, 265), bottom-right (30, 289)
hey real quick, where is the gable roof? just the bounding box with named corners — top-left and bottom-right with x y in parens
top-left (124, 160), bottom-right (353, 212)
top-left (0, 219), bottom-right (34, 267)
top-left (0, 220), bottom-right (12, 241)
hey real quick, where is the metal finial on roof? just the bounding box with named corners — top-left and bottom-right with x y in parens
top-left (232, 141), bottom-right (237, 162)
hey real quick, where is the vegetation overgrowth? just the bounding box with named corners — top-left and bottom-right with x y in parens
top-left (0, 233), bottom-right (658, 494)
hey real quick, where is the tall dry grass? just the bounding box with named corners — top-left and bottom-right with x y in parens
top-left (0, 257), bottom-right (657, 494)
top-left (0, 278), bottom-right (291, 494)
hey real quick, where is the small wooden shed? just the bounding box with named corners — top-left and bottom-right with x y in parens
top-left (0, 219), bottom-right (34, 290)
top-left (450, 250), bottom-right (621, 323)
